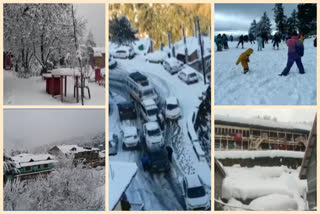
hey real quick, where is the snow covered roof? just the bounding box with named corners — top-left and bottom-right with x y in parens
top-left (164, 57), bottom-right (183, 67)
top-left (142, 99), bottom-right (156, 107)
top-left (123, 126), bottom-right (137, 136)
top-left (51, 68), bottom-right (80, 76)
top-left (166, 97), bottom-right (178, 105)
top-left (55, 145), bottom-right (99, 154)
top-left (109, 161), bottom-right (138, 210)
top-left (92, 47), bottom-right (105, 57)
top-left (99, 151), bottom-right (105, 158)
top-left (185, 174), bottom-right (202, 188)
top-left (215, 150), bottom-right (305, 160)
top-left (174, 36), bottom-right (211, 57)
top-left (145, 122), bottom-right (159, 130)
top-left (146, 50), bottom-right (167, 61)
top-left (180, 65), bottom-right (198, 75)
top-left (12, 153), bottom-right (57, 168)
top-left (215, 114), bottom-right (311, 133)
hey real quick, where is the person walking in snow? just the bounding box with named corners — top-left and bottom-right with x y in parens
top-left (273, 33), bottom-right (281, 50)
top-left (222, 34), bottom-right (229, 49)
top-left (236, 35), bottom-right (244, 48)
top-left (257, 34), bottom-right (263, 51)
top-left (229, 35), bottom-right (234, 42)
top-left (279, 31), bottom-right (305, 76)
top-left (215, 34), bottom-right (223, 51)
top-left (249, 33), bottom-right (255, 44)
top-left (141, 154), bottom-right (150, 171)
top-left (314, 38), bottom-right (317, 47)
top-left (236, 48), bottom-right (254, 74)
top-left (166, 146), bottom-right (173, 162)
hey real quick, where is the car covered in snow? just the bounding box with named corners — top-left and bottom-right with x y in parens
top-left (112, 46), bottom-right (135, 59)
top-left (140, 99), bottom-right (159, 122)
top-left (109, 134), bottom-right (119, 156)
top-left (117, 102), bottom-right (137, 121)
top-left (121, 126), bottom-right (139, 149)
top-left (109, 56), bottom-right (117, 69)
top-left (182, 174), bottom-right (210, 210)
top-left (163, 57), bottom-right (183, 74)
top-left (146, 147), bottom-right (170, 172)
top-left (164, 97), bottom-right (181, 120)
top-left (146, 50), bottom-right (168, 64)
top-left (178, 66), bottom-right (199, 84)
top-left (143, 122), bottom-right (164, 150)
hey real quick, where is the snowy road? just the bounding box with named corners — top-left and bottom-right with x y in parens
top-left (214, 38), bottom-right (316, 105)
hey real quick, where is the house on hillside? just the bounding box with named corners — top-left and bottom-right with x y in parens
top-left (299, 115), bottom-right (317, 210)
top-left (214, 158), bottom-right (226, 210)
top-left (214, 115), bottom-right (310, 151)
top-left (9, 153), bottom-right (57, 180)
top-left (48, 145), bottom-right (100, 162)
top-left (109, 161), bottom-right (143, 211)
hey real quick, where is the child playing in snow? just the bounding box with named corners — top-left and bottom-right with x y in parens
top-left (236, 48), bottom-right (253, 74)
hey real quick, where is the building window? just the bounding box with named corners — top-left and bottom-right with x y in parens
top-left (44, 164), bottom-right (48, 168)
top-left (26, 166), bottom-right (31, 171)
top-left (38, 165), bottom-right (41, 169)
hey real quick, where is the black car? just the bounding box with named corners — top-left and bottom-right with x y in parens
top-left (117, 102), bottom-right (137, 121)
top-left (147, 148), bottom-right (170, 172)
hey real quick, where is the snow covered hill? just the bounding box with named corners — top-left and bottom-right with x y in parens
top-left (214, 38), bottom-right (316, 105)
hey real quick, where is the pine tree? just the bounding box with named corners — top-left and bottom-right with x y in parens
top-left (257, 12), bottom-right (272, 36)
top-left (109, 15), bottom-right (138, 46)
top-left (273, 3), bottom-right (287, 35)
top-left (86, 31), bottom-right (96, 47)
top-left (248, 19), bottom-right (257, 37)
top-left (286, 9), bottom-right (298, 35)
top-left (297, 3), bottom-right (316, 35)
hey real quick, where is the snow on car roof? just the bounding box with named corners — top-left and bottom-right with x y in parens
top-left (12, 153), bottom-right (57, 168)
top-left (109, 161), bottom-right (138, 210)
top-left (166, 96), bottom-right (178, 105)
top-left (145, 122), bottom-right (159, 130)
top-left (146, 50), bottom-right (167, 60)
top-left (165, 57), bottom-right (182, 67)
top-left (56, 145), bottom-right (99, 154)
top-left (123, 126), bottom-right (137, 136)
top-left (215, 114), bottom-right (312, 132)
top-left (142, 99), bottom-right (156, 106)
top-left (185, 174), bottom-right (202, 188)
top-left (180, 65), bottom-right (198, 75)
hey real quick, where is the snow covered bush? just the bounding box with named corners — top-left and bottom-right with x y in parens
top-left (4, 158), bottom-right (105, 211)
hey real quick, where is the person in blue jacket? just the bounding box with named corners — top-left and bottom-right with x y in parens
top-left (279, 31), bottom-right (305, 76)
top-left (141, 154), bottom-right (150, 171)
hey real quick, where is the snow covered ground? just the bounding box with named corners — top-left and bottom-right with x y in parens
top-left (108, 50), bottom-right (211, 210)
top-left (221, 165), bottom-right (307, 211)
top-left (214, 38), bottom-right (316, 105)
top-left (4, 70), bottom-right (105, 105)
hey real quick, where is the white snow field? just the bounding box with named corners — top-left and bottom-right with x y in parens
top-left (214, 38), bottom-right (316, 105)
top-left (108, 45), bottom-right (211, 210)
top-left (222, 165), bottom-right (307, 211)
top-left (3, 70), bottom-right (105, 105)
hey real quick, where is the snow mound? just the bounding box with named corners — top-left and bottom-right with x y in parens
top-left (215, 150), bottom-right (305, 159)
top-left (249, 194), bottom-right (298, 211)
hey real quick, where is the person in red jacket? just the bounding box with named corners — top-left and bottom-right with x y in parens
top-left (279, 31), bottom-right (305, 76)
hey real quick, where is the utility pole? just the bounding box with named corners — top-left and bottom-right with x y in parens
top-left (196, 16), bottom-right (206, 85)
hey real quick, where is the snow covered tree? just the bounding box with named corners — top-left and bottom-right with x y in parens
top-left (297, 4), bottom-right (316, 36)
top-left (109, 15), bottom-right (138, 46)
top-left (273, 4), bottom-right (287, 35)
top-left (86, 30), bottom-right (96, 47)
top-left (256, 12), bottom-right (272, 36)
top-left (286, 9), bottom-right (299, 35)
top-left (248, 19), bottom-right (257, 37)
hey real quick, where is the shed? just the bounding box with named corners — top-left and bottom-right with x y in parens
top-left (299, 115), bottom-right (317, 210)
top-left (215, 158), bottom-right (226, 210)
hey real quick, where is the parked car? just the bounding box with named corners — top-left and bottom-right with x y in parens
top-left (146, 50), bottom-right (167, 64)
top-left (182, 174), bottom-right (210, 210)
top-left (121, 126), bottom-right (139, 149)
top-left (164, 97), bottom-right (181, 120)
top-left (163, 58), bottom-right (183, 74)
top-left (112, 46), bottom-right (135, 59)
top-left (109, 56), bottom-right (117, 69)
top-left (109, 134), bottom-right (119, 156)
top-left (117, 102), bottom-right (137, 121)
top-left (143, 122), bottom-right (164, 150)
top-left (178, 66), bottom-right (199, 84)
top-left (146, 148), bottom-right (170, 172)
top-left (140, 99), bottom-right (159, 122)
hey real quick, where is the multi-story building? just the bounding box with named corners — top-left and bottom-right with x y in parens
top-left (215, 115), bottom-right (311, 151)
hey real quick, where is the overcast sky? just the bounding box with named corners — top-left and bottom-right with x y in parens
top-left (215, 108), bottom-right (316, 123)
top-left (4, 109), bottom-right (105, 151)
top-left (214, 4), bottom-right (298, 35)
top-left (74, 4), bottom-right (105, 47)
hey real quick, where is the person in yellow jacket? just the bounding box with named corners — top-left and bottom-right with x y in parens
top-left (236, 48), bottom-right (253, 74)
top-left (299, 32), bottom-right (304, 43)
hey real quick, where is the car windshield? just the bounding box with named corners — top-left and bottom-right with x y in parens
top-left (143, 89), bottom-right (154, 96)
top-left (147, 128), bottom-right (160, 136)
top-left (125, 135), bottom-right (136, 139)
top-left (187, 186), bottom-right (206, 198)
top-left (167, 104), bottom-right (178, 110)
top-left (189, 73), bottom-right (197, 78)
top-left (147, 108), bottom-right (158, 116)
top-left (140, 80), bottom-right (149, 86)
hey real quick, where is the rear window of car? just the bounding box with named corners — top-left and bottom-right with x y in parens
top-left (116, 50), bottom-right (126, 53)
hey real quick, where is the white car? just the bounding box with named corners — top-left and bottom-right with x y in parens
top-left (112, 46), bottom-right (135, 59)
top-left (143, 122), bottom-right (164, 151)
top-left (140, 99), bottom-right (159, 122)
top-left (178, 66), bottom-right (199, 84)
top-left (163, 58), bottom-right (183, 74)
top-left (146, 50), bottom-right (168, 64)
top-left (121, 126), bottom-right (139, 149)
top-left (182, 174), bottom-right (210, 210)
top-left (164, 97), bottom-right (181, 120)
